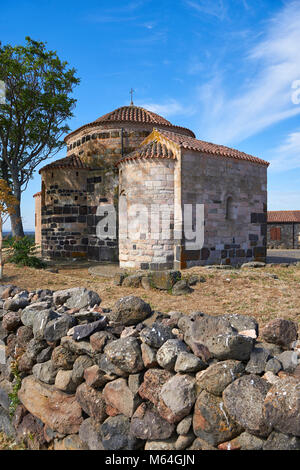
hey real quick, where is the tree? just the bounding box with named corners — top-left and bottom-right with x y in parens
top-left (0, 37), bottom-right (80, 236)
top-left (0, 179), bottom-right (18, 279)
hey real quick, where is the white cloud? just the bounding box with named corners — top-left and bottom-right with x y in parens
top-left (137, 99), bottom-right (193, 118)
top-left (184, 0), bottom-right (227, 21)
top-left (268, 129), bottom-right (300, 172)
top-left (195, 1), bottom-right (300, 145)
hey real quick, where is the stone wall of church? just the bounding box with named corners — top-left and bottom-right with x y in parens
top-left (179, 151), bottom-right (268, 267)
top-left (118, 158), bottom-right (176, 270)
top-left (40, 167), bottom-right (118, 261)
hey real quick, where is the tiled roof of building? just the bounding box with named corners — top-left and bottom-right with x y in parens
top-left (39, 154), bottom-right (92, 173)
top-left (64, 105), bottom-right (195, 141)
top-left (158, 129), bottom-right (270, 167)
top-left (116, 140), bottom-right (175, 166)
top-left (268, 211), bottom-right (300, 223)
top-left (33, 191), bottom-right (42, 198)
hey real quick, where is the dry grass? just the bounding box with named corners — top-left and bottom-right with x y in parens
top-left (0, 433), bottom-right (25, 450)
top-left (1, 262), bottom-right (300, 328)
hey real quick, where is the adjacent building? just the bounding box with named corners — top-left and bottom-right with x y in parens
top-left (267, 211), bottom-right (300, 249)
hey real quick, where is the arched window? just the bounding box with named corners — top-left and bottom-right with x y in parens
top-left (226, 196), bottom-right (234, 220)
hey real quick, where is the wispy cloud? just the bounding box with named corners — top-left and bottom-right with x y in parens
top-left (137, 99), bottom-right (194, 118)
top-left (195, 1), bottom-right (300, 145)
top-left (84, 0), bottom-right (148, 23)
top-left (268, 129), bottom-right (300, 172)
top-left (184, 0), bottom-right (228, 21)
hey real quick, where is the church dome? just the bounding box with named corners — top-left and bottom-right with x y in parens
top-left (64, 105), bottom-right (195, 142)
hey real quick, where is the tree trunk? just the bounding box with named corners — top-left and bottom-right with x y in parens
top-left (10, 178), bottom-right (25, 238)
top-left (0, 217), bottom-right (3, 279)
top-left (10, 203), bottom-right (25, 238)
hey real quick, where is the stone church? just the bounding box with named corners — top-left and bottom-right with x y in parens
top-left (34, 103), bottom-right (269, 270)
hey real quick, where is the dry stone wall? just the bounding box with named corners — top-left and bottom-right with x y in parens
top-left (0, 284), bottom-right (299, 451)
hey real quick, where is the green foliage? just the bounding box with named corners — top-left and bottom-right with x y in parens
top-left (8, 360), bottom-right (22, 418)
top-left (7, 236), bottom-right (45, 268)
top-left (0, 36), bottom-right (80, 235)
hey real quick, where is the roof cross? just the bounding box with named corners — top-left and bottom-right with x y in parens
top-left (130, 88), bottom-right (135, 105)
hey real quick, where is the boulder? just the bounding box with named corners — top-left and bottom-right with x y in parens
top-left (172, 280), bottom-right (192, 296)
top-left (79, 418), bottom-right (104, 450)
top-left (260, 319), bottom-right (298, 349)
top-left (108, 296), bottom-right (151, 326)
top-left (32, 310), bottom-right (59, 340)
top-left (245, 346), bottom-right (270, 374)
top-left (2, 311), bottom-right (22, 332)
top-left (53, 287), bottom-right (101, 309)
top-left (104, 337), bottom-right (144, 374)
top-left (263, 376), bottom-right (300, 436)
top-left (156, 339), bottom-right (188, 370)
top-left (75, 382), bottom-right (107, 423)
top-left (44, 315), bottom-right (77, 342)
top-left (140, 322), bottom-right (175, 349)
top-left (32, 360), bottom-right (58, 385)
top-left (130, 402), bottom-right (175, 440)
top-left (263, 431), bottom-right (300, 450)
top-left (158, 374), bottom-right (196, 424)
top-left (18, 376), bottom-right (83, 434)
top-left (174, 352), bottom-right (206, 373)
top-left (149, 270), bottom-right (181, 290)
top-left (101, 415), bottom-right (142, 450)
top-left (196, 360), bottom-right (245, 396)
top-left (223, 374), bottom-right (272, 437)
top-left (193, 390), bottom-right (242, 446)
top-left (103, 378), bottom-right (141, 417)
top-left (139, 368), bottom-right (173, 406)
top-left (72, 317), bottom-right (108, 341)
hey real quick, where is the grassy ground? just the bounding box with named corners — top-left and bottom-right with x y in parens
top-left (1, 261), bottom-right (300, 327)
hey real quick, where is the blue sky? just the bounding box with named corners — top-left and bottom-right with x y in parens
top-left (1, 0), bottom-right (300, 230)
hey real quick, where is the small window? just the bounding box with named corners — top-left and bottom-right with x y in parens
top-left (270, 227), bottom-right (281, 241)
top-left (226, 197), bottom-right (234, 220)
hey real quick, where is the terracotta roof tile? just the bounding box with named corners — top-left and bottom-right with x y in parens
top-left (116, 140), bottom-right (175, 166)
top-left (39, 154), bottom-right (92, 173)
top-left (158, 129), bottom-right (269, 167)
top-left (268, 211), bottom-right (300, 223)
top-left (64, 106), bottom-right (195, 141)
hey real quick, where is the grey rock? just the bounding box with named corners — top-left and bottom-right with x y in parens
top-left (263, 376), bottom-right (300, 436)
top-left (97, 353), bottom-right (128, 378)
top-left (60, 336), bottom-right (94, 356)
top-left (32, 360), bottom-right (58, 384)
top-left (172, 279), bottom-right (192, 295)
top-left (176, 415), bottom-right (193, 435)
top-left (44, 315), bottom-right (77, 342)
top-left (265, 357), bottom-right (282, 374)
top-left (276, 350), bottom-right (299, 372)
top-left (196, 360), bottom-right (245, 396)
top-left (179, 312), bottom-right (254, 361)
top-left (104, 337), bottom-right (144, 373)
top-left (260, 318), bottom-right (298, 349)
top-left (149, 270), bottom-right (181, 290)
top-left (130, 401), bottom-right (175, 440)
top-left (158, 374), bottom-right (196, 424)
top-left (144, 437), bottom-right (177, 450)
top-left (223, 374), bottom-right (272, 437)
top-left (79, 418), bottom-right (104, 450)
top-left (236, 432), bottom-right (265, 450)
top-left (0, 379), bottom-right (12, 411)
top-left (71, 355), bottom-right (94, 385)
top-left (32, 309), bottom-right (59, 340)
top-left (156, 339), bottom-right (188, 370)
top-left (122, 274), bottom-right (142, 288)
top-left (175, 352), bottom-right (206, 373)
top-left (263, 431), bottom-right (300, 450)
top-left (53, 287), bottom-right (101, 309)
top-left (241, 261), bottom-right (266, 268)
top-left (0, 406), bottom-right (15, 437)
top-left (140, 322), bottom-right (175, 349)
top-left (72, 317), bottom-right (108, 341)
top-left (193, 390), bottom-right (242, 446)
top-left (109, 296), bottom-right (152, 326)
top-left (36, 346), bottom-right (53, 363)
top-left (101, 415), bottom-right (142, 450)
top-left (3, 292), bottom-right (29, 311)
top-left (25, 338), bottom-right (48, 361)
top-left (245, 346), bottom-right (270, 374)
top-left (21, 301), bottom-right (52, 327)
top-left (222, 313), bottom-right (259, 336)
